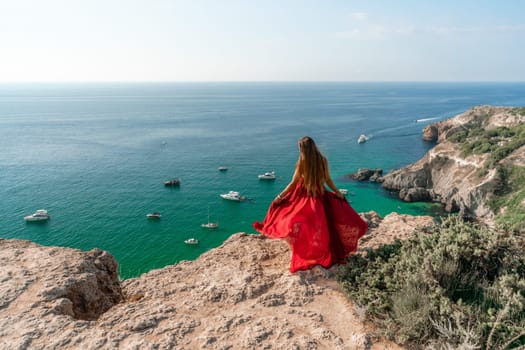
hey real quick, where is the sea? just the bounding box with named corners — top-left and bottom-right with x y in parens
top-left (1, 82), bottom-right (525, 279)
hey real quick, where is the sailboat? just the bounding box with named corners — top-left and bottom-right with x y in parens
top-left (201, 206), bottom-right (219, 229)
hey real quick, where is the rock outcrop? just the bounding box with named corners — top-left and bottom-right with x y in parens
top-left (0, 212), bottom-right (434, 349)
top-left (0, 239), bottom-right (123, 348)
top-left (382, 105), bottom-right (525, 221)
top-left (347, 168), bottom-right (384, 182)
top-left (422, 124), bottom-right (438, 142)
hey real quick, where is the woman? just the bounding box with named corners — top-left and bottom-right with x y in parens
top-left (253, 136), bottom-right (367, 273)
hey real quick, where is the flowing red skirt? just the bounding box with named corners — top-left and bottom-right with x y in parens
top-left (253, 184), bottom-right (368, 273)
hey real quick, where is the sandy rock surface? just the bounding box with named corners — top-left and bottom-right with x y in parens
top-left (1, 212), bottom-right (433, 349)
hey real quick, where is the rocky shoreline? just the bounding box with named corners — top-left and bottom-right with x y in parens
top-left (350, 106), bottom-right (525, 223)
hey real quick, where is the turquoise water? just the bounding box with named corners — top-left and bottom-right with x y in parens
top-left (2, 82), bottom-right (525, 278)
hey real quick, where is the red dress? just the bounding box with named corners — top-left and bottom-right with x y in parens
top-left (253, 181), bottom-right (368, 272)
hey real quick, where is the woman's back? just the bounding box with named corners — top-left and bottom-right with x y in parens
top-left (253, 136), bottom-right (368, 272)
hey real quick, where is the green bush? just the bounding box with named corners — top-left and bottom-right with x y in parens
top-left (338, 217), bottom-right (525, 349)
top-left (455, 123), bottom-right (525, 171)
top-left (485, 127), bottom-right (514, 139)
top-left (449, 130), bottom-right (469, 143)
top-left (494, 166), bottom-right (525, 233)
top-left (512, 106), bottom-right (525, 116)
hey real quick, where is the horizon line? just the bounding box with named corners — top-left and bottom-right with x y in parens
top-left (1, 80), bottom-right (525, 84)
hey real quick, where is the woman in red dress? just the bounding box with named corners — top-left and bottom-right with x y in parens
top-left (253, 136), bottom-right (368, 273)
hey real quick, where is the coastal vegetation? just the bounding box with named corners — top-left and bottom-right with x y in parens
top-left (513, 107), bottom-right (525, 116)
top-left (447, 106), bottom-right (525, 163)
top-left (491, 165), bottom-right (525, 233)
top-left (339, 106), bottom-right (525, 348)
top-left (338, 216), bottom-right (525, 349)
top-left (449, 123), bottom-right (525, 167)
top-left (445, 108), bottom-right (525, 230)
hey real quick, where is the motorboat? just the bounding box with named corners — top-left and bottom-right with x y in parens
top-left (164, 178), bottom-right (181, 186)
top-left (201, 207), bottom-right (218, 229)
top-left (184, 238), bottom-right (199, 245)
top-left (339, 189), bottom-right (348, 196)
top-left (146, 212), bottom-right (161, 219)
top-left (258, 171), bottom-right (276, 180)
top-left (24, 209), bottom-right (50, 222)
top-left (357, 134), bottom-right (369, 144)
top-left (220, 191), bottom-right (245, 201)
top-left (218, 166), bottom-right (228, 172)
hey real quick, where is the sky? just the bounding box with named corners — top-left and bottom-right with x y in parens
top-left (1, 0), bottom-right (524, 82)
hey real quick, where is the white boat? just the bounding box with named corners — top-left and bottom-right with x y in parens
top-left (220, 191), bottom-right (245, 201)
top-left (201, 206), bottom-right (218, 229)
top-left (357, 134), bottom-right (369, 144)
top-left (258, 171), bottom-right (276, 180)
top-left (339, 189), bottom-right (348, 196)
top-left (146, 212), bottom-right (161, 219)
top-left (218, 166), bottom-right (228, 171)
top-left (201, 222), bottom-right (219, 229)
top-left (24, 209), bottom-right (50, 222)
top-left (184, 238), bottom-right (199, 245)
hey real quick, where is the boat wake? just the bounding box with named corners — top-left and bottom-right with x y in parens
top-left (415, 116), bottom-right (440, 123)
top-left (365, 124), bottom-right (412, 140)
top-left (362, 118), bottom-right (433, 141)
top-left (378, 132), bottom-right (421, 139)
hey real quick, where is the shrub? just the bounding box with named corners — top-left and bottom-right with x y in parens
top-left (338, 217), bottom-right (525, 349)
top-left (485, 127), bottom-right (514, 139)
top-left (493, 165), bottom-right (509, 196)
top-left (449, 130), bottom-right (469, 143)
top-left (494, 166), bottom-right (525, 233)
top-left (456, 122), bottom-right (525, 165)
top-left (512, 106), bottom-right (525, 116)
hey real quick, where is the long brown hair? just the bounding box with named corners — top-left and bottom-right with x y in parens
top-left (296, 136), bottom-right (327, 196)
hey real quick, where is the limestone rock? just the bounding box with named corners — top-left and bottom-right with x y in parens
top-left (422, 124), bottom-right (438, 142)
top-left (399, 187), bottom-right (431, 202)
top-left (382, 105), bottom-right (525, 223)
top-left (348, 168), bottom-right (383, 182)
top-left (0, 238), bottom-right (122, 349)
top-left (359, 211), bottom-right (383, 229)
top-left (358, 212), bottom-right (436, 249)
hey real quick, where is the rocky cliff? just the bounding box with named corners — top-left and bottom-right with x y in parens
top-left (0, 212), bottom-right (434, 350)
top-left (381, 105), bottom-right (525, 221)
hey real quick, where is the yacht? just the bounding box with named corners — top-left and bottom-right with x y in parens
top-left (258, 171), bottom-right (276, 180)
top-left (201, 207), bottom-right (218, 229)
top-left (218, 166), bottom-right (228, 172)
top-left (220, 191), bottom-right (245, 201)
top-left (146, 212), bottom-right (161, 219)
top-left (201, 222), bottom-right (219, 229)
top-left (184, 238), bottom-right (199, 245)
top-left (24, 209), bottom-right (50, 222)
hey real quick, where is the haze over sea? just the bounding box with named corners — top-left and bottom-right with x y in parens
top-left (2, 82), bottom-right (525, 278)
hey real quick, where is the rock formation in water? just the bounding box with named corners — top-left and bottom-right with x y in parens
top-left (347, 168), bottom-right (384, 182)
top-left (381, 105), bottom-right (525, 221)
top-left (0, 211), bottom-right (434, 350)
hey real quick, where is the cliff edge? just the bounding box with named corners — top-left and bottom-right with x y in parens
top-left (0, 212), bottom-right (434, 350)
top-left (381, 105), bottom-right (525, 222)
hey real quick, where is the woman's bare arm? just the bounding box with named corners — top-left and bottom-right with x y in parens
top-left (324, 159), bottom-right (344, 198)
top-left (274, 167), bottom-right (300, 203)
